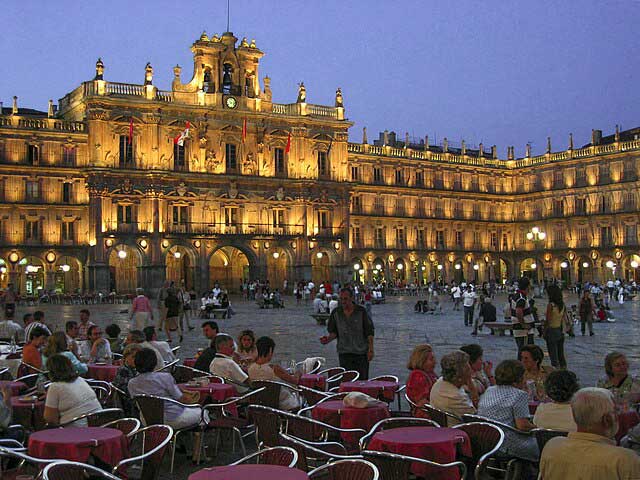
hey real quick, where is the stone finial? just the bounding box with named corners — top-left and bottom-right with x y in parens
top-left (615, 124), bottom-right (620, 142)
top-left (405, 132), bottom-right (410, 148)
top-left (569, 133), bottom-right (573, 150)
top-left (383, 130), bottom-right (389, 146)
top-left (173, 64), bottom-right (182, 79)
top-left (95, 58), bottom-right (104, 80)
top-left (443, 137), bottom-right (448, 153)
top-left (507, 146), bottom-right (514, 160)
top-left (250, 39), bottom-right (256, 48)
top-left (362, 127), bottom-right (368, 145)
top-left (296, 82), bottom-right (306, 103)
top-left (424, 135), bottom-right (429, 150)
top-left (491, 145), bottom-right (497, 159)
top-left (335, 88), bottom-right (343, 108)
top-left (479, 142), bottom-right (484, 157)
top-left (144, 62), bottom-right (153, 86)
top-left (48, 100), bottom-right (54, 118)
top-left (200, 31), bottom-right (209, 42)
top-left (241, 37), bottom-right (249, 47)
top-left (547, 136), bottom-right (551, 153)
top-left (12, 96), bottom-right (18, 115)
top-left (461, 140), bottom-right (466, 156)
top-left (526, 143), bottom-right (531, 157)
top-left (263, 76), bottom-right (272, 101)
top-left (212, 33), bottom-right (220, 42)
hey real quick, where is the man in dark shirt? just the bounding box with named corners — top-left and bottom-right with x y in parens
top-left (194, 321), bottom-right (219, 372)
top-left (473, 296), bottom-right (497, 336)
top-left (321, 287), bottom-right (374, 379)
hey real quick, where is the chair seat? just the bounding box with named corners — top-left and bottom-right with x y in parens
top-left (208, 416), bottom-right (250, 429)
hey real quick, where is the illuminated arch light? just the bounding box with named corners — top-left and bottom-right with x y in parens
top-left (454, 264), bottom-right (462, 270)
top-left (118, 250), bottom-right (127, 259)
top-left (530, 263), bottom-right (537, 270)
top-left (421, 266), bottom-right (426, 271)
top-left (631, 260), bottom-right (639, 269)
top-left (375, 263), bottom-right (382, 270)
top-left (0, 267), bottom-right (6, 274)
top-left (61, 264), bottom-right (71, 272)
top-left (560, 261), bottom-right (568, 269)
top-left (353, 263), bottom-right (361, 270)
top-left (606, 260), bottom-right (615, 269)
top-left (359, 269), bottom-right (365, 275)
top-left (437, 264), bottom-right (443, 270)
top-left (316, 252), bottom-right (324, 259)
top-left (396, 263), bottom-right (403, 270)
top-left (582, 262), bottom-right (590, 268)
top-left (273, 252), bottom-right (280, 259)
top-left (173, 251), bottom-right (182, 259)
top-left (373, 269), bottom-right (379, 274)
top-left (473, 264), bottom-right (479, 271)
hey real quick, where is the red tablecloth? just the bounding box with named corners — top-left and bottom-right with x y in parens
top-left (10, 396), bottom-right (45, 431)
top-left (529, 401), bottom-right (539, 415)
top-left (299, 374), bottom-right (326, 391)
top-left (368, 426), bottom-right (471, 480)
top-left (178, 383), bottom-right (237, 405)
top-left (189, 464), bottom-right (309, 480)
top-left (339, 380), bottom-right (400, 401)
top-left (312, 399), bottom-right (389, 443)
top-left (617, 410), bottom-right (640, 443)
top-left (87, 364), bottom-right (119, 382)
top-left (0, 380), bottom-right (27, 396)
top-left (184, 358), bottom-right (197, 368)
top-left (29, 427), bottom-right (128, 465)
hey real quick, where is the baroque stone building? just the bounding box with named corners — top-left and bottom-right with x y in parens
top-left (0, 32), bottom-right (638, 295)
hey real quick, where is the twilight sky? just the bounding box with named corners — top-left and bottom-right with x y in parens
top-left (1, 0), bottom-right (638, 156)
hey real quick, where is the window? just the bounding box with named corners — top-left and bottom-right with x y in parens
top-left (415, 171), bottom-right (424, 187)
top-left (25, 180), bottom-right (40, 202)
top-left (626, 225), bottom-right (637, 245)
top-left (553, 171), bottom-right (563, 188)
top-left (599, 166), bottom-right (611, 183)
top-left (473, 231), bottom-right (481, 247)
top-left (222, 64), bottom-right (233, 94)
top-left (600, 196), bottom-right (610, 214)
top-left (396, 197), bottom-right (405, 215)
top-left (375, 227), bottom-right (385, 248)
top-left (373, 167), bottom-right (383, 184)
top-left (351, 196), bottom-right (361, 213)
top-left (352, 226), bottom-right (361, 247)
top-left (272, 209), bottom-right (285, 228)
top-left (117, 204), bottom-right (133, 224)
top-left (624, 193), bottom-right (636, 210)
top-left (491, 232), bottom-right (498, 249)
top-left (225, 143), bottom-right (237, 171)
top-left (396, 228), bottom-right (406, 248)
top-left (172, 205), bottom-right (189, 225)
top-left (62, 183), bottom-right (72, 204)
top-left (174, 143), bottom-right (186, 171)
top-left (25, 220), bottom-right (40, 240)
top-left (274, 148), bottom-right (285, 176)
top-left (351, 166), bottom-right (359, 182)
top-left (61, 221), bottom-right (75, 241)
top-left (27, 145), bottom-right (39, 165)
top-left (417, 229), bottom-right (425, 248)
top-left (455, 231), bottom-right (463, 247)
top-left (578, 228), bottom-right (589, 245)
top-left (395, 170), bottom-right (404, 185)
top-left (224, 207), bottom-right (239, 226)
top-left (62, 147), bottom-right (76, 166)
top-left (575, 198), bottom-right (587, 215)
top-left (317, 211), bottom-right (329, 230)
top-left (575, 168), bottom-right (586, 186)
top-left (374, 196), bottom-right (384, 214)
top-left (317, 151), bottom-right (328, 177)
top-left (435, 201), bottom-right (443, 217)
top-left (553, 200), bottom-right (564, 217)
top-left (436, 230), bottom-right (445, 249)
top-left (434, 172), bottom-right (444, 189)
top-left (118, 136), bottom-right (134, 167)
top-left (553, 228), bottom-right (564, 244)
top-left (600, 226), bottom-right (613, 246)
top-left (502, 233), bottom-right (509, 251)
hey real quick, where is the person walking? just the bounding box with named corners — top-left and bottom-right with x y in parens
top-left (179, 285), bottom-right (194, 332)
top-left (156, 281), bottom-right (169, 331)
top-left (130, 288), bottom-right (153, 331)
top-left (543, 284), bottom-right (568, 368)
top-left (164, 288), bottom-right (182, 343)
top-left (462, 285), bottom-right (476, 327)
top-left (579, 290), bottom-right (595, 336)
top-left (320, 287), bottom-right (375, 380)
top-left (510, 277), bottom-right (536, 352)
top-left (451, 283), bottom-right (462, 311)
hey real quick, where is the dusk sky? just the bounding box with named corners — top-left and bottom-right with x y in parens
top-left (1, 0), bottom-right (638, 156)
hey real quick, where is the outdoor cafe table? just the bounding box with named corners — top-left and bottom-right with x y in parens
top-left (0, 380), bottom-right (27, 396)
top-left (299, 374), bottom-right (326, 390)
top-left (189, 464), bottom-right (309, 480)
top-left (311, 399), bottom-right (389, 444)
top-left (29, 427), bottom-right (128, 465)
top-left (178, 382), bottom-right (237, 404)
top-left (339, 380), bottom-right (400, 401)
top-left (10, 396), bottom-right (45, 431)
top-left (367, 426), bottom-right (471, 480)
top-left (87, 363), bottom-right (119, 382)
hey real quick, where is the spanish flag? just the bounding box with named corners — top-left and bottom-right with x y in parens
top-left (285, 132), bottom-right (291, 153)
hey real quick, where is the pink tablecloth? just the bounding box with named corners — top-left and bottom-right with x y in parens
top-left (339, 380), bottom-right (400, 401)
top-left (178, 383), bottom-right (237, 405)
top-left (299, 374), bottom-right (326, 391)
top-left (0, 380), bottom-right (27, 396)
top-left (10, 396), bottom-right (45, 431)
top-left (29, 427), bottom-right (128, 465)
top-left (189, 465), bottom-right (309, 480)
top-left (368, 426), bottom-right (471, 480)
top-left (312, 399), bottom-right (389, 443)
top-left (87, 364), bottom-right (119, 382)
top-left (184, 358), bottom-right (197, 368)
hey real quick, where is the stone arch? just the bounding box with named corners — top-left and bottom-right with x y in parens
top-left (16, 255), bottom-right (46, 296)
top-left (0, 258), bottom-right (7, 289)
top-left (107, 244), bottom-right (143, 294)
top-left (165, 243), bottom-right (198, 291)
top-left (266, 245), bottom-right (293, 291)
top-left (519, 257), bottom-right (542, 283)
top-left (622, 254), bottom-right (640, 281)
top-left (208, 244), bottom-right (255, 293)
top-left (576, 256), bottom-right (593, 284)
top-left (53, 255), bottom-right (83, 293)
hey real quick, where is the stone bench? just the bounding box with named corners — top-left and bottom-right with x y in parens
top-left (483, 322), bottom-right (541, 336)
top-left (311, 313), bottom-right (330, 325)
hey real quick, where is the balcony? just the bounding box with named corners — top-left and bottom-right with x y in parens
top-left (104, 222), bottom-right (151, 235)
top-left (164, 222), bottom-right (305, 237)
top-left (311, 226), bottom-right (344, 240)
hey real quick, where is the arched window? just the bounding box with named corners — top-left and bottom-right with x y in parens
top-left (222, 64), bottom-right (233, 94)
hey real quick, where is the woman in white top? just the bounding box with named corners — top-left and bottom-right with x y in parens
top-left (533, 369), bottom-right (579, 432)
top-left (44, 354), bottom-right (102, 426)
top-left (247, 336), bottom-right (300, 411)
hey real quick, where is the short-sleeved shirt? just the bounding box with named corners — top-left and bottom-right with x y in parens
top-left (45, 377), bottom-right (102, 426)
top-left (477, 385), bottom-right (539, 461)
top-left (210, 354), bottom-right (248, 386)
top-left (406, 369), bottom-right (438, 405)
top-left (462, 291), bottom-right (476, 307)
top-left (510, 291), bottom-right (535, 338)
top-left (128, 372), bottom-right (184, 421)
top-left (327, 304), bottom-right (374, 355)
top-left (0, 320), bottom-right (22, 341)
top-left (24, 322), bottom-right (51, 343)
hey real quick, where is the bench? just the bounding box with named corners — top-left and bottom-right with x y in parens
top-left (483, 322), bottom-right (542, 336)
top-left (256, 301), bottom-right (284, 309)
top-left (200, 307), bottom-right (229, 319)
top-left (372, 296), bottom-right (385, 305)
top-left (311, 313), bottom-right (330, 325)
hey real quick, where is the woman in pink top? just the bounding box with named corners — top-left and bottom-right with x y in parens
top-left (406, 344), bottom-right (438, 418)
top-left (130, 288), bottom-right (154, 330)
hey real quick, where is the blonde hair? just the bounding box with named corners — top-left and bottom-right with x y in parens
top-left (123, 343), bottom-right (143, 358)
top-left (407, 344), bottom-right (434, 371)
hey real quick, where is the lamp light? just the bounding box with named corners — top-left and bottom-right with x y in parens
top-left (632, 260), bottom-right (639, 269)
top-left (560, 261), bottom-right (568, 269)
top-left (437, 264), bottom-right (443, 270)
top-left (397, 263), bottom-right (403, 270)
top-left (173, 251), bottom-right (181, 259)
top-left (353, 263), bottom-right (361, 270)
top-left (118, 250), bottom-right (127, 259)
top-left (375, 263), bottom-right (382, 270)
top-left (316, 252), bottom-right (323, 259)
top-left (473, 264), bottom-right (479, 271)
top-left (61, 264), bottom-right (71, 272)
top-left (531, 263), bottom-right (537, 269)
top-left (454, 264), bottom-right (461, 270)
top-left (273, 252), bottom-right (280, 259)
top-left (139, 239), bottom-right (147, 248)
top-left (45, 252), bottom-right (56, 263)
top-left (582, 261), bottom-right (589, 268)
top-left (606, 260), bottom-right (615, 269)
top-left (8, 252), bottom-right (19, 263)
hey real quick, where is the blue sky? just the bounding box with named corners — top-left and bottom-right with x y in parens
top-left (1, 0), bottom-right (638, 156)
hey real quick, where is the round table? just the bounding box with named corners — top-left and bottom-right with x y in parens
top-left (339, 380), bottom-right (400, 401)
top-left (189, 464), bottom-right (308, 480)
top-left (10, 396), bottom-right (45, 431)
top-left (368, 426), bottom-right (471, 480)
top-left (0, 380), bottom-right (27, 396)
top-left (299, 374), bottom-right (326, 391)
top-left (87, 364), bottom-right (119, 382)
top-left (184, 358), bottom-right (197, 368)
top-left (178, 383), bottom-right (237, 405)
top-left (29, 427), bottom-right (128, 465)
top-left (312, 399), bottom-right (389, 444)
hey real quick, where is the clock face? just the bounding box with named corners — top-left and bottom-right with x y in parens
top-left (225, 96), bottom-right (237, 109)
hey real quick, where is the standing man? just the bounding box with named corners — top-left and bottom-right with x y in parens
top-left (156, 281), bottom-right (169, 330)
top-left (451, 283), bottom-right (461, 311)
top-left (321, 287), bottom-right (374, 380)
top-left (76, 309), bottom-right (95, 341)
top-left (510, 277), bottom-right (536, 352)
top-left (579, 290), bottom-right (595, 336)
top-left (2, 284), bottom-right (17, 316)
top-left (462, 285), bottom-right (476, 327)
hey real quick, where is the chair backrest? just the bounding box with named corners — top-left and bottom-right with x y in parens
top-left (362, 450), bottom-right (465, 480)
top-left (370, 375), bottom-right (399, 383)
top-left (251, 380), bottom-right (283, 409)
top-left (247, 404), bottom-right (283, 448)
top-left (16, 372), bottom-right (40, 389)
top-left (43, 460), bottom-right (121, 480)
top-left (102, 417), bottom-right (141, 437)
top-left (318, 367), bottom-right (345, 378)
top-left (0, 446), bottom-right (64, 478)
top-left (422, 403), bottom-right (462, 426)
top-left (462, 414), bottom-right (530, 436)
top-left (91, 386), bottom-right (111, 406)
top-left (309, 459), bottom-right (379, 480)
top-left (133, 395), bottom-right (165, 425)
top-left (452, 422), bottom-right (504, 479)
top-left (87, 408), bottom-right (124, 427)
top-left (114, 425), bottom-right (173, 480)
top-left (278, 432), bottom-right (353, 471)
top-left (299, 385), bottom-right (329, 408)
top-left (231, 446), bottom-right (298, 467)
top-left (533, 428), bottom-right (568, 451)
top-left (172, 365), bottom-right (198, 383)
top-left (0, 368), bottom-right (12, 381)
top-left (359, 417), bottom-right (440, 450)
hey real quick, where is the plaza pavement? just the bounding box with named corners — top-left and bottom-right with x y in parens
top-left (14, 292), bottom-right (640, 477)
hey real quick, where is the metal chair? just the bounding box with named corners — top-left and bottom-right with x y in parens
top-left (91, 385), bottom-right (111, 406)
top-left (17, 362), bottom-right (45, 378)
top-left (251, 379), bottom-right (301, 409)
top-left (231, 446), bottom-right (298, 467)
top-left (112, 424), bottom-right (173, 480)
top-left (278, 432), bottom-right (361, 471)
top-left (327, 370), bottom-right (360, 391)
top-left (60, 407), bottom-right (124, 427)
top-left (370, 375), bottom-right (399, 382)
top-left (297, 392), bottom-right (349, 418)
top-left (421, 403), bottom-right (463, 426)
top-left (247, 404), bottom-right (283, 448)
top-left (171, 345), bottom-right (181, 355)
top-left (102, 417), bottom-right (141, 437)
top-left (43, 460), bottom-right (121, 480)
top-left (172, 364), bottom-right (205, 383)
top-left (15, 372), bottom-right (40, 389)
top-left (308, 458), bottom-right (380, 480)
top-left (0, 367), bottom-right (13, 381)
top-left (453, 422), bottom-right (505, 480)
top-left (359, 417), bottom-right (440, 450)
top-left (0, 446), bottom-right (63, 478)
top-left (532, 428), bottom-right (568, 452)
top-left (299, 385), bottom-right (330, 408)
top-left (318, 367), bottom-right (345, 378)
top-left (155, 358), bottom-right (179, 373)
top-left (362, 450), bottom-right (466, 480)
top-left (296, 358), bottom-right (323, 374)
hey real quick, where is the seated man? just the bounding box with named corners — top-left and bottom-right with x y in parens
top-left (124, 330), bottom-right (165, 370)
top-left (193, 321), bottom-right (218, 372)
top-left (539, 387), bottom-right (640, 479)
top-left (0, 307), bottom-right (23, 342)
top-left (80, 325), bottom-right (112, 364)
top-left (209, 334), bottom-right (250, 392)
top-left (143, 326), bottom-right (175, 364)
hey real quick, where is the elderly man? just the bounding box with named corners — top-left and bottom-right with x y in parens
top-left (209, 334), bottom-right (250, 390)
top-left (125, 330), bottom-right (165, 369)
top-left (143, 326), bottom-right (176, 364)
top-left (540, 387), bottom-right (640, 479)
top-left (429, 350), bottom-right (478, 425)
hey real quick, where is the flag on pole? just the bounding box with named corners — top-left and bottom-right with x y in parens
top-left (285, 131), bottom-right (292, 153)
top-left (242, 118), bottom-right (247, 143)
top-left (173, 121), bottom-right (191, 146)
top-left (127, 118), bottom-right (133, 145)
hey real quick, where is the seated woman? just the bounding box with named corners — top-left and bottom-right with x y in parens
top-left (429, 350), bottom-right (477, 425)
top-left (533, 369), bottom-right (579, 432)
top-left (42, 331), bottom-right (88, 375)
top-left (247, 336), bottom-right (301, 411)
top-left (406, 344), bottom-right (438, 415)
top-left (597, 351), bottom-right (640, 407)
top-left (105, 324), bottom-right (123, 355)
top-left (234, 330), bottom-right (258, 367)
top-left (477, 359), bottom-right (539, 462)
top-left (44, 354), bottom-right (102, 427)
top-left (22, 326), bottom-right (49, 371)
top-left (127, 348), bottom-right (203, 432)
top-left (460, 344), bottom-right (495, 397)
top-left (519, 344), bottom-right (553, 401)
top-left (113, 343), bottom-right (142, 416)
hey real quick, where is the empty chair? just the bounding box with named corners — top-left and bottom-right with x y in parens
top-left (327, 370), bottom-right (360, 391)
top-left (532, 428), bottom-right (568, 452)
top-left (112, 425), bottom-right (173, 480)
top-left (359, 417), bottom-right (440, 450)
top-left (318, 367), bottom-right (345, 378)
top-left (102, 417), bottom-right (141, 437)
top-left (247, 404), bottom-right (283, 448)
top-left (0, 446), bottom-right (63, 479)
top-left (279, 432), bottom-right (359, 472)
top-left (452, 422), bottom-right (505, 480)
top-left (60, 408), bottom-right (123, 427)
top-left (43, 460), bottom-right (121, 480)
top-left (231, 446), bottom-right (298, 467)
top-left (422, 403), bottom-right (463, 427)
top-left (309, 458), bottom-right (379, 480)
top-left (362, 450), bottom-right (466, 480)
top-left (299, 385), bottom-right (330, 408)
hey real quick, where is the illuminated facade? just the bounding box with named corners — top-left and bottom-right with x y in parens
top-left (0, 32), bottom-right (638, 294)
